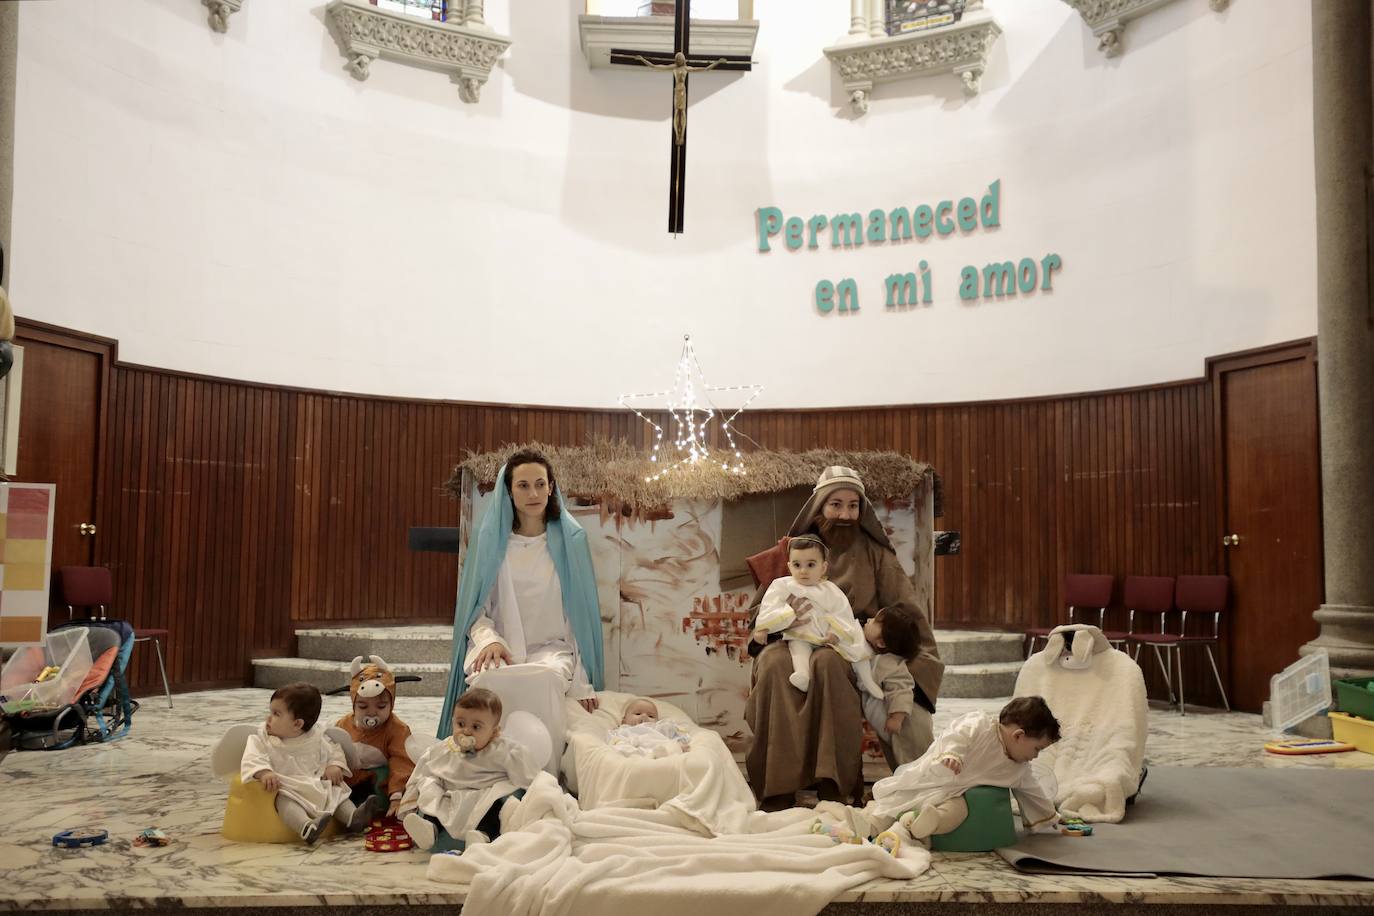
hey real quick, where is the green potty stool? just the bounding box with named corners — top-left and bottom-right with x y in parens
top-left (930, 786), bottom-right (1018, 852)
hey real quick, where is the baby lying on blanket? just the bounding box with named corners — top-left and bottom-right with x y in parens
top-left (606, 697), bottom-right (692, 758)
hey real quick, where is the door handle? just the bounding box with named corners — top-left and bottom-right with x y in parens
top-left (79, 522), bottom-right (97, 536)
top-left (1222, 533), bottom-right (1240, 547)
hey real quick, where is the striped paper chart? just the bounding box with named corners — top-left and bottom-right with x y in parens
top-left (0, 482), bottom-right (56, 646)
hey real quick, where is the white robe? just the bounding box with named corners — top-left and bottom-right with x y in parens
top-left (464, 532), bottom-right (594, 701)
top-left (870, 711), bottom-right (1057, 827)
top-left (400, 735), bottom-right (542, 837)
top-left (239, 725), bottom-right (352, 818)
top-left (606, 720), bottom-right (692, 757)
top-left (754, 578), bottom-right (869, 663)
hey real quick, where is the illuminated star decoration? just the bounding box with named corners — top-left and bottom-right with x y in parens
top-left (618, 335), bottom-right (763, 483)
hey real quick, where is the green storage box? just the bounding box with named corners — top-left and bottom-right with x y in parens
top-left (930, 785), bottom-right (1018, 853)
top-left (1335, 677), bottom-right (1374, 720)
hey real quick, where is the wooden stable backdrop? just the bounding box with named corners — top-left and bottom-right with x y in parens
top-left (14, 320), bottom-right (1323, 710)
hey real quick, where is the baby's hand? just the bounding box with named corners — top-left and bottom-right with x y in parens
top-left (752, 629), bottom-right (768, 645)
top-left (824, 632), bottom-right (841, 645)
top-left (386, 798), bottom-right (400, 818)
top-left (258, 770), bottom-right (281, 793)
top-left (324, 765), bottom-right (346, 785)
top-left (941, 755), bottom-right (962, 775)
top-left (884, 712), bottom-right (907, 735)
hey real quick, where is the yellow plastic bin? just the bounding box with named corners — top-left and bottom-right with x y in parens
top-left (1328, 711), bottom-right (1374, 755)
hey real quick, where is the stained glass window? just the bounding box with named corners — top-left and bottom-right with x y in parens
top-left (370, 0), bottom-right (446, 22)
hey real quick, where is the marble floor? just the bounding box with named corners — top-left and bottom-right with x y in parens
top-left (1, 690), bottom-right (1373, 912)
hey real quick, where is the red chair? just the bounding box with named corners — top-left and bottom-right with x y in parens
top-left (1122, 574), bottom-right (1178, 707)
top-left (1024, 574), bottom-right (1116, 658)
top-left (1128, 575), bottom-right (1230, 714)
top-left (58, 566), bottom-right (172, 709)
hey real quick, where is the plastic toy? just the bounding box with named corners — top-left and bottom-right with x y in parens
top-left (133, 828), bottom-right (169, 848)
top-left (810, 819), bottom-right (861, 845)
top-left (872, 829), bottom-right (902, 855)
top-left (1263, 737), bottom-right (1356, 755)
top-left (364, 816), bottom-right (413, 853)
top-left (53, 828), bottom-right (108, 848)
top-left (1059, 817), bottom-right (1093, 837)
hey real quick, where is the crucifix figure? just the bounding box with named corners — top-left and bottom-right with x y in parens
top-left (631, 52), bottom-right (728, 147)
top-left (611, 0), bottom-right (753, 234)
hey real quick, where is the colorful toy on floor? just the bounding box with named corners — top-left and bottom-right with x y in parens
top-left (52, 827), bottom-right (108, 849)
top-left (809, 819), bottom-right (902, 855)
top-left (1263, 737), bottom-right (1357, 756)
top-left (1058, 816), bottom-right (1093, 837)
top-left (872, 829), bottom-right (902, 855)
top-left (810, 819), bottom-right (861, 845)
top-left (364, 816), bottom-right (413, 853)
top-left (133, 828), bottom-right (169, 848)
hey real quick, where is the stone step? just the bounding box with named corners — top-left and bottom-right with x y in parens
top-left (938, 661), bottom-right (1023, 699)
top-left (297, 625), bottom-right (453, 665)
top-left (252, 657), bottom-right (451, 696)
top-left (933, 630), bottom-right (1026, 666)
top-left (295, 625), bottom-right (1026, 667)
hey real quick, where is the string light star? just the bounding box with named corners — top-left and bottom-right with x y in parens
top-left (618, 335), bottom-right (763, 483)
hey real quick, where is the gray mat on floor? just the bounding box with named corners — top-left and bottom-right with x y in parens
top-left (997, 765), bottom-right (1374, 879)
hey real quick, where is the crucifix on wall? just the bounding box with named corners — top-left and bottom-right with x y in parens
top-left (610, 0), bottom-right (753, 235)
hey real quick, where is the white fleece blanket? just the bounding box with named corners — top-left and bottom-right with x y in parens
top-left (427, 772), bottom-right (928, 916)
top-left (560, 692), bottom-right (758, 836)
top-left (1014, 624), bottom-right (1148, 824)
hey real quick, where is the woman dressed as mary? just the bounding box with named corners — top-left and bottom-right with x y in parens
top-left (438, 450), bottom-right (603, 771)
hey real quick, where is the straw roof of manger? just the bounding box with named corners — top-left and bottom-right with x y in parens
top-left (445, 440), bottom-right (941, 514)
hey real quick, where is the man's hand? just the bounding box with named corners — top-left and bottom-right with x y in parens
top-left (885, 711), bottom-right (907, 735)
top-left (257, 770), bottom-right (281, 793)
top-left (474, 642), bottom-right (512, 672)
top-left (785, 595), bottom-right (815, 626)
top-left (578, 696), bottom-right (600, 713)
top-left (941, 755), bottom-right (962, 775)
top-left (324, 765), bottom-right (346, 785)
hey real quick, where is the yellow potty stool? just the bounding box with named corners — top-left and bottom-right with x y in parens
top-left (210, 724), bottom-right (357, 844)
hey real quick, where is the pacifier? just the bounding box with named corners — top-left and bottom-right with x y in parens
top-left (356, 714), bottom-right (382, 730)
top-left (456, 735), bottom-right (477, 753)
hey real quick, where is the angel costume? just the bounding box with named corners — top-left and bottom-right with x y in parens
top-left (869, 710), bottom-right (1057, 836)
top-left (400, 735), bottom-right (542, 840)
top-left (439, 462), bottom-right (604, 776)
top-left (240, 725), bottom-right (369, 836)
top-left (606, 720), bottom-right (692, 757)
top-left (755, 576), bottom-right (883, 699)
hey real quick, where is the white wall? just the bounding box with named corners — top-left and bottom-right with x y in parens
top-left (10, 0), bottom-right (1315, 408)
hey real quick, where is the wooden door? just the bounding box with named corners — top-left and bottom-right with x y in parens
top-left (1212, 342), bottom-right (1323, 711)
top-left (11, 321), bottom-right (113, 614)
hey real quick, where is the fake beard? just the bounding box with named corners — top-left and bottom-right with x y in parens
top-left (818, 516), bottom-right (858, 552)
top-left (354, 709), bottom-right (390, 731)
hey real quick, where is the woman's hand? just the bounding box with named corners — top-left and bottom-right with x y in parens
top-left (578, 696), bottom-right (599, 713)
top-left (474, 642), bottom-right (512, 672)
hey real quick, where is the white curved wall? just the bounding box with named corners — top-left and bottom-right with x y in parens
top-left (11, 0), bottom-right (1314, 407)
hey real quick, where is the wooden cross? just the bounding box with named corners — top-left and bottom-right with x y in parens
top-left (610, 0), bottom-right (753, 234)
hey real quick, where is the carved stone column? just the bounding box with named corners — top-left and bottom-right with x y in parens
top-left (1301, 0), bottom-right (1374, 687)
top-left (462, 0), bottom-right (486, 30)
top-left (866, 0), bottom-right (885, 38)
top-left (848, 0), bottom-right (866, 40)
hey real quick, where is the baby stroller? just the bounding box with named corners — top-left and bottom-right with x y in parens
top-left (1, 620), bottom-right (137, 750)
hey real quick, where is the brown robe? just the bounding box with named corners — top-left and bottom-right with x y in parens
top-left (743, 504), bottom-right (943, 803)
